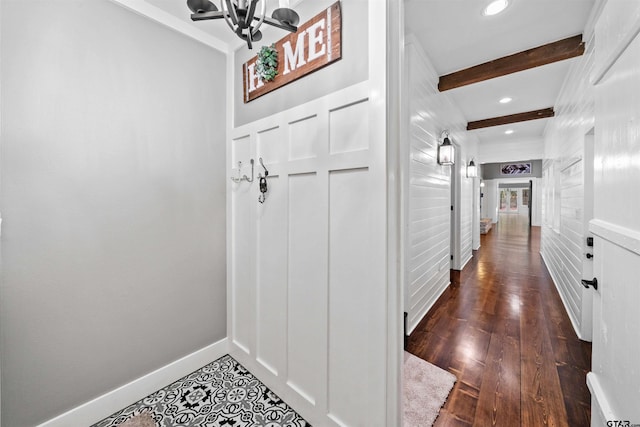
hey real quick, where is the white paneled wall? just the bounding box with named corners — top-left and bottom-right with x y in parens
top-left (228, 82), bottom-right (388, 426)
top-left (540, 32), bottom-right (595, 341)
top-left (403, 37), bottom-right (479, 334)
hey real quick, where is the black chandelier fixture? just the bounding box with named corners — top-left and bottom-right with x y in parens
top-left (187, 0), bottom-right (300, 49)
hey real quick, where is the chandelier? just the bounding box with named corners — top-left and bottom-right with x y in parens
top-left (187, 0), bottom-right (300, 49)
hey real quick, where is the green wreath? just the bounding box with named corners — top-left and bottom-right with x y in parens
top-left (256, 44), bottom-right (278, 82)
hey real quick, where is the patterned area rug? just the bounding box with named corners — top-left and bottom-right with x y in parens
top-left (92, 354), bottom-right (311, 427)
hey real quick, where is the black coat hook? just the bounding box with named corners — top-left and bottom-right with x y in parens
top-left (258, 158), bottom-right (269, 203)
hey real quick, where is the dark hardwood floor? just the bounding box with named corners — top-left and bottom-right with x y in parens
top-left (406, 214), bottom-right (592, 427)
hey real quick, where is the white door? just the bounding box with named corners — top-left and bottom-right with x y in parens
top-left (588, 12), bottom-right (640, 425)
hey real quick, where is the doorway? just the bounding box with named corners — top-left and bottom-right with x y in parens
top-left (581, 128), bottom-right (595, 341)
top-left (498, 184), bottom-right (531, 219)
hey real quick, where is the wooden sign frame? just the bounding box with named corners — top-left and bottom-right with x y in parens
top-left (242, 1), bottom-right (342, 103)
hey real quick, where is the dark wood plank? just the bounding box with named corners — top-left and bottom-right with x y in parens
top-left (520, 288), bottom-right (570, 427)
top-left (466, 108), bottom-right (555, 131)
top-left (407, 214), bottom-right (592, 427)
top-left (438, 35), bottom-right (585, 91)
top-left (473, 332), bottom-right (521, 426)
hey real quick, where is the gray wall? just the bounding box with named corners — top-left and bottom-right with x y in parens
top-left (234, 0), bottom-right (369, 127)
top-left (481, 159), bottom-right (543, 179)
top-left (0, 1), bottom-right (227, 426)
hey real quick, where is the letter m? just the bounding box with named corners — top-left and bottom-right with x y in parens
top-left (283, 32), bottom-right (307, 76)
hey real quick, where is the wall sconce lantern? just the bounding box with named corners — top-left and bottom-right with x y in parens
top-left (467, 159), bottom-right (478, 178)
top-left (437, 130), bottom-right (455, 165)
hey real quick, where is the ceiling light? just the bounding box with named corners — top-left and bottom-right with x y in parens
top-left (483, 0), bottom-right (509, 16)
top-left (505, 129), bottom-right (514, 135)
top-left (187, 0), bottom-right (299, 49)
top-left (499, 97), bottom-right (512, 104)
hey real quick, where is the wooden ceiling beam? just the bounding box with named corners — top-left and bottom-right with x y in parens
top-left (467, 107), bottom-right (555, 130)
top-left (438, 35), bottom-right (585, 91)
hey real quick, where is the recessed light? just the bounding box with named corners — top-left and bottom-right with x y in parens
top-left (499, 97), bottom-right (512, 104)
top-left (505, 129), bottom-right (514, 135)
top-left (483, 0), bottom-right (509, 16)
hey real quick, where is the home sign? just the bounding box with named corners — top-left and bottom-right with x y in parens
top-left (242, 1), bottom-right (342, 103)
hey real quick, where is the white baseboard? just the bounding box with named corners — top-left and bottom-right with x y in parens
top-left (540, 251), bottom-right (585, 341)
top-left (37, 338), bottom-right (229, 427)
top-left (587, 372), bottom-right (618, 424)
top-left (407, 275), bottom-right (451, 335)
top-left (459, 252), bottom-right (473, 271)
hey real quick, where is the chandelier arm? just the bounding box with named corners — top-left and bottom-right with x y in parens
top-left (190, 10), bottom-right (225, 21)
top-left (246, 0), bottom-right (258, 25)
top-left (250, 0), bottom-right (266, 36)
top-left (261, 15), bottom-right (297, 33)
top-left (223, 0), bottom-right (239, 25)
top-left (220, 0), bottom-right (238, 32)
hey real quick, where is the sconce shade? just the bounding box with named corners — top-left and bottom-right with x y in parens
top-left (467, 159), bottom-right (478, 178)
top-left (187, 0), bottom-right (218, 13)
top-left (272, 7), bottom-right (300, 26)
top-left (438, 136), bottom-right (455, 165)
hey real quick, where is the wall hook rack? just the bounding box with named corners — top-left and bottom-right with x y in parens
top-left (258, 157), bottom-right (269, 203)
top-left (230, 159), bottom-right (254, 183)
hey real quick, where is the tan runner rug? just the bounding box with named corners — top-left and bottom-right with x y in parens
top-left (117, 413), bottom-right (156, 427)
top-left (404, 351), bottom-right (457, 427)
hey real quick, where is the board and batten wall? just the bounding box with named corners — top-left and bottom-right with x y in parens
top-left (403, 36), bottom-right (479, 334)
top-left (0, 1), bottom-right (228, 426)
top-left (587, 1), bottom-right (640, 425)
top-left (226, 1), bottom-right (398, 426)
top-left (540, 32), bottom-right (595, 343)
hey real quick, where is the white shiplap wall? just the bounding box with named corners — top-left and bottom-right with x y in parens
top-left (540, 35), bottom-right (595, 341)
top-left (403, 37), bottom-right (479, 334)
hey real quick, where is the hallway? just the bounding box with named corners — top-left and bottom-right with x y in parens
top-left (406, 215), bottom-right (592, 426)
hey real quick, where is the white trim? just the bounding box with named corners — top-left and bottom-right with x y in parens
top-left (540, 252), bottom-right (585, 341)
top-left (36, 339), bottom-right (229, 427)
top-left (108, 0), bottom-right (230, 54)
top-left (407, 280), bottom-right (450, 336)
top-left (459, 252), bottom-right (473, 272)
top-left (590, 219), bottom-right (640, 256)
top-left (587, 372), bottom-right (618, 423)
top-left (386, 1), bottom-right (404, 427)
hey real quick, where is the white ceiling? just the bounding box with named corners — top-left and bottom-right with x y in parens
top-left (405, 0), bottom-right (595, 163)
